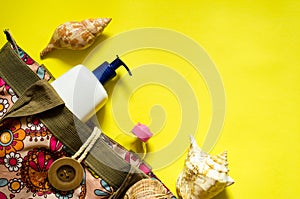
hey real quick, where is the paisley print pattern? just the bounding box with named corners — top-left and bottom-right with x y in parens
top-left (0, 119), bottom-right (26, 158)
top-left (25, 116), bottom-right (51, 142)
top-left (20, 147), bottom-right (60, 196)
top-left (94, 180), bottom-right (113, 197)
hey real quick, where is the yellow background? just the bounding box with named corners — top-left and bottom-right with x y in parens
top-left (1, 0), bottom-right (300, 198)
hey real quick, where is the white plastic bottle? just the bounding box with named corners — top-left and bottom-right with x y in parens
top-left (51, 56), bottom-right (131, 122)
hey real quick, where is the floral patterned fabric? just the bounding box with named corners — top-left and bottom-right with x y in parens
top-left (0, 45), bottom-right (176, 198)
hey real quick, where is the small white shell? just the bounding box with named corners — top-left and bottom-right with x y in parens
top-left (176, 136), bottom-right (234, 199)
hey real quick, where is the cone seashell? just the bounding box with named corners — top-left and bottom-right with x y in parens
top-left (176, 136), bottom-right (234, 199)
top-left (40, 18), bottom-right (111, 58)
top-left (124, 179), bottom-right (172, 199)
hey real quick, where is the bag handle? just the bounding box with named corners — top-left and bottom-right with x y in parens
top-left (0, 42), bottom-right (147, 196)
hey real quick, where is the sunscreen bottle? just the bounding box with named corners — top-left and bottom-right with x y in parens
top-left (51, 56), bottom-right (131, 122)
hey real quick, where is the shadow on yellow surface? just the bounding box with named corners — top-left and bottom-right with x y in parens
top-left (214, 190), bottom-right (230, 199)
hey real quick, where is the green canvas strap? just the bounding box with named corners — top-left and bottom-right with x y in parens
top-left (0, 42), bottom-right (147, 197)
top-left (0, 43), bottom-right (40, 94)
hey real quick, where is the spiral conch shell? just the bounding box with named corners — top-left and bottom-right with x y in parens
top-left (40, 18), bottom-right (111, 57)
top-left (176, 136), bottom-right (234, 199)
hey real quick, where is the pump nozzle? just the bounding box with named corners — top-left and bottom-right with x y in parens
top-left (110, 55), bottom-right (132, 76)
top-left (93, 55), bottom-right (132, 85)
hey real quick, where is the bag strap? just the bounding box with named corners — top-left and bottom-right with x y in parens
top-left (0, 42), bottom-right (147, 195)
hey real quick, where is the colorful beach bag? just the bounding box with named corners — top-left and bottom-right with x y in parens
top-left (0, 32), bottom-right (176, 199)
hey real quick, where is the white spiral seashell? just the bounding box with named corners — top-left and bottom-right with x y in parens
top-left (176, 136), bottom-right (234, 199)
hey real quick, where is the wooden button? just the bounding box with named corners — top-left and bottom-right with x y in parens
top-left (48, 157), bottom-right (83, 191)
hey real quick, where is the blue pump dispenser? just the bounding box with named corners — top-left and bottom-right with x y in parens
top-left (93, 55), bottom-right (132, 84)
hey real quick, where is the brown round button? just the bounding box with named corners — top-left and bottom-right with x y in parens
top-left (48, 157), bottom-right (84, 191)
